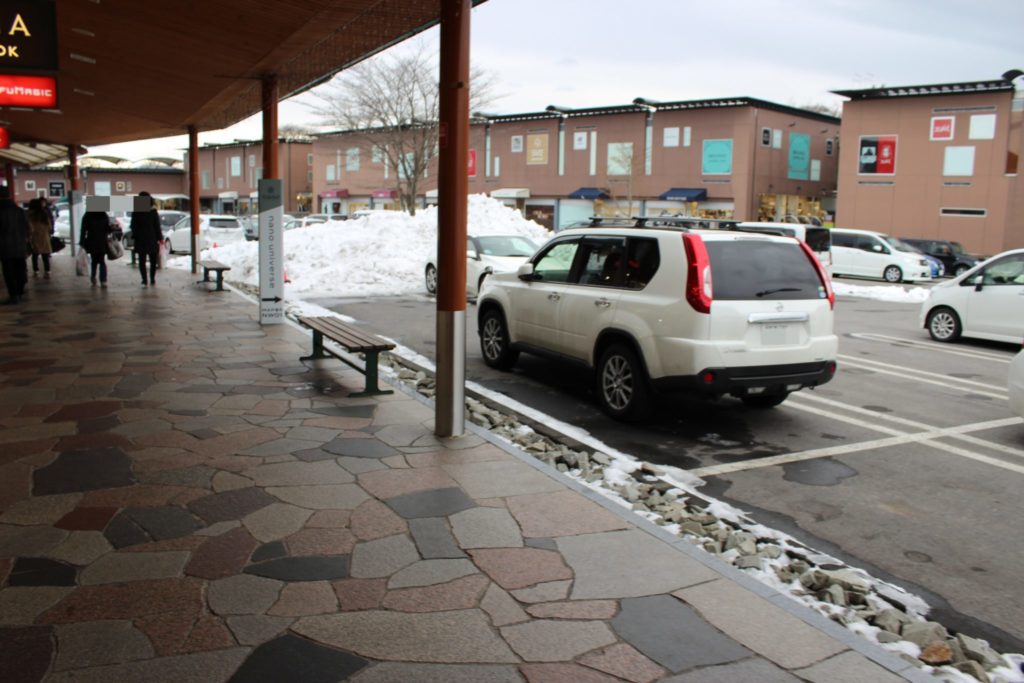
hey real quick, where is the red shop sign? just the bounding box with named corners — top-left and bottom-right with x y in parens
top-left (0, 127), bottom-right (9, 149)
top-left (0, 74), bottom-right (57, 108)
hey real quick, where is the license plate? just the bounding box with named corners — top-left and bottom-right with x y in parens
top-left (761, 324), bottom-right (792, 346)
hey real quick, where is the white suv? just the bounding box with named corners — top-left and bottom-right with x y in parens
top-left (477, 224), bottom-right (838, 419)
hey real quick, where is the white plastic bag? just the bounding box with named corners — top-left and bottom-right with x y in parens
top-left (75, 249), bottom-right (88, 277)
top-left (158, 240), bottom-right (168, 269)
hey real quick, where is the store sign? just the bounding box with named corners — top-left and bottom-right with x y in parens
top-left (1, 3), bottom-right (58, 73)
top-left (857, 135), bottom-right (897, 175)
top-left (701, 139), bottom-right (733, 175)
top-left (787, 132), bottom-right (810, 180)
top-left (0, 126), bottom-right (8, 149)
top-left (526, 134), bottom-right (548, 165)
top-left (468, 149), bottom-right (477, 177)
top-left (0, 73), bottom-right (56, 107)
top-left (48, 180), bottom-right (64, 197)
top-left (930, 116), bottom-right (955, 141)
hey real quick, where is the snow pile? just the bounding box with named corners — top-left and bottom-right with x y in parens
top-left (169, 194), bottom-right (549, 297)
top-left (833, 280), bottom-right (932, 304)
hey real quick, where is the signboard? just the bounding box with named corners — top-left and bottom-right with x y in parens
top-left (858, 135), bottom-right (897, 175)
top-left (258, 179), bottom-right (284, 325)
top-left (0, 74), bottom-right (56, 107)
top-left (701, 139), bottom-right (733, 175)
top-left (930, 116), bottom-right (955, 141)
top-left (1, 2), bottom-right (58, 73)
top-left (526, 134), bottom-right (548, 165)
top-left (47, 180), bottom-right (64, 197)
top-left (787, 132), bottom-right (810, 180)
top-left (0, 126), bottom-right (7, 149)
top-left (468, 149), bottom-right (477, 177)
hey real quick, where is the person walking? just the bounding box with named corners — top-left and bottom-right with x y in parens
top-left (27, 198), bottom-right (54, 278)
top-left (79, 210), bottom-right (112, 287)
top-left (130, 191), bottom-right (163, 287)
top-left (0, 185), bottom-right (29, 304)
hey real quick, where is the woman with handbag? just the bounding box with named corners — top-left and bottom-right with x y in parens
top-left (130, 191), bottom-right (163, 287)
top-left (79, 210), bottom-right (112, 287)
top-left (27, 198), bottom-right (54, 279)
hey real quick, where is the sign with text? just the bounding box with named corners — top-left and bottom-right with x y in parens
top-left (468, 149), bottom-right (477, 177)
top-left (1, 2), bottom-right (57, 73)
top-left (857, 135), bottom-right (897, 175)
top-left (930, 116), bottom-right (955, 141)
top-left (787, 132), bottom-right (810, 180)
top-left (701, 139), bottom-right (733, 175)
top-left (0, 126), bottom-right (8, 149)
top-left (0, 73), bottom-right (56, 107)
top-left (526, 133), bottom-right (548, 165)
top-left (258, 179), bottom-right (284, 325)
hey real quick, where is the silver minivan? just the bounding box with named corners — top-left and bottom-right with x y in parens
top-left (829, 228), bottom-right (931, 283)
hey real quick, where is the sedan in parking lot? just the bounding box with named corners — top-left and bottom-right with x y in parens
top-left (920, 247), bottom-right (1024, 343)
top-left (425, 234), bottom-right (540, 298)
top-left (167, 215), bottom-right (245, 254)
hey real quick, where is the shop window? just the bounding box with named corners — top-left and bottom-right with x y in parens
top-left (231, 156), bottom-right (242, 177)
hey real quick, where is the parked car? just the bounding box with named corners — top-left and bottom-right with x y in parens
top-left (1009, 343), bottom-right (1024, 420)
top-left (167, 214), bottom-right (245, 254)
top-left (477, 223), bottom-right (837, 419)
top-left (829, 228), bottom-right (932, 283)
top-left (736, 221), bottom-right (832, 268)
top-left (904, 243), bottom-right (945, 278)
top-left (920, 248), bottom-right (1024, 343)
top-left (125, 210), bottom-right (187, 249)
top-left (425, 234), bottom-right (540, 298)
top-left (307, 213), bottom-right (347, 223)
top-left (900, 238), bottom-right (980, 277)
top-left (243, 214), bottom-right (298, 240)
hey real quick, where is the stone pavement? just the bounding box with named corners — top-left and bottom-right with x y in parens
top-left (0, 253), bottom-right (931, 682)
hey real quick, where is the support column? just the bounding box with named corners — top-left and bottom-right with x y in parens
top-left (68, 146), bottom-right (78, 192)
top-left (435, 0), bottom-right (471, 437)
top-left (262, 75), bottom-right (279, 179)
top-left (67, 146), bottom-right (80, 256)
top-left (188, 126), bottom-right (200, 273)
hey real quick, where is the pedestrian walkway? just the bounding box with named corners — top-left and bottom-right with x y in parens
top-left (0, 253), bottom-right (930, 682)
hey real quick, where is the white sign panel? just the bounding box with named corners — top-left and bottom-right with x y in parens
top-left (258, 179), bottom-right (285, 325)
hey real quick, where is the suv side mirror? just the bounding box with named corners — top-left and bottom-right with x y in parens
top-left (973, 274), bottom-right (984, 291)
top-left (467, 248), bottom-right (480, 261)
top-left (871, 244), bottom-right (884, 253)
top-left (517, 262), bottom-right (537, 280)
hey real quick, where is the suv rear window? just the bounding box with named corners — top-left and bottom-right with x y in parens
top-left (705, 241), bottom-right (826, 301)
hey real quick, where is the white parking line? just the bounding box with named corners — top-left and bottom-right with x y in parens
top-left (848, 332), bottom-right (1013, 363)
top-left (838, 354), bottom-right (1009, 399)
top-left (688, 414), bottom-right (1024, 478)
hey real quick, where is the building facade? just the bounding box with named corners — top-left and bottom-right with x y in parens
top-left (834, 79), bottom-right (1024, 254)
top-left (310, 98), bottom-right (841, 230)
top-left (185, 139), bottom-right (314, 215)
top-left (10, 166), bottom-right (185, 207)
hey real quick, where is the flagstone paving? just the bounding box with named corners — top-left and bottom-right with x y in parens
top-left (0, 259), bottom-right (929, 682)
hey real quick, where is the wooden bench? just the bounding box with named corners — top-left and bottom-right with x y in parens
top-left (198, 259), bottom-right (231, 291)
top-left (297, 315), bottom-right (395, 397)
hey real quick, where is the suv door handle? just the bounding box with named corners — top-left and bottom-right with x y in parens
top-left (547, 293), bottom-right (560, 301)
top-left (594, 298), bottom-right (612, 308)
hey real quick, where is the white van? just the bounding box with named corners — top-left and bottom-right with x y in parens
top-left (737, 222), bottom-right (832, 267)
top-left (829, 228), bottom-right (932, 283)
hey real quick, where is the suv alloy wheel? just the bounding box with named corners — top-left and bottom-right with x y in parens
top-left (596, 343), bottom-right (650, 420)
top-left (480, 308), bottom-right (518, 369)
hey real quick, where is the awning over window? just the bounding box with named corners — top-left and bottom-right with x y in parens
top-left (151, 193), bottom-right (189, 202)
top-left (658, 188), bottom-right (707, 201)
top-left (372, 189), bottom-right (398, 199)
top-left (218, 191), bottom-right (238, 200)
top-left (567, 187), bottom-right (610, 200)
top-left (319, 189), bottom-right (349, 198)
top-left (490, 188), bottom-right (530, 199)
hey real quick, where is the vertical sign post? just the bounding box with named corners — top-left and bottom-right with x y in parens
top-left (258, 179), bottom-right (284, 325)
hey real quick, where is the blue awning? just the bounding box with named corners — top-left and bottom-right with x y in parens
top-left (659, 187), bottom-right (707, 201)
top-left (567, 187), bottom-right (610, 200)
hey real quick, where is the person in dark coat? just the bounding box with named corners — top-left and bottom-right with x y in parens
top-left (79, 210), bottom-right (112, 287)
top-left (130, 191), bottom-right (163, 286)
top-left (0, 185), bottom-right (30, 304)
top-left (27, 198), bottom-right (54, 278)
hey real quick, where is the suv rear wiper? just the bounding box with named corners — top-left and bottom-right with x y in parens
top-left (755, 287), bottom-right (801, 297)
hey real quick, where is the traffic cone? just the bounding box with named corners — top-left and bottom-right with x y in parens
top-left (284, 269), bottom-right (291, 283)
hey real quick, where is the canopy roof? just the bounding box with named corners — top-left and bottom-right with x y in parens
top-left (2, 0), bottom-right (485, 166)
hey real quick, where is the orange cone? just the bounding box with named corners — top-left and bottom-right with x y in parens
top-left (284, 269), bottom-right (291, 283)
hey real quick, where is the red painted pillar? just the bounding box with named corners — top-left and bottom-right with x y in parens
top-left (262, 75), bottom-right (279, 179)
top-left (189, 126), bottom-right (200, 273)
top-left (68, 146), bottom-right (79, 192)
top-left (434, 0), bottom-right (471, 437)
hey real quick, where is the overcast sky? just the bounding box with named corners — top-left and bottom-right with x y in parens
top-left (90, 0), bottom-right (1024, 161)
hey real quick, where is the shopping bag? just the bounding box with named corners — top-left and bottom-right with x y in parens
top-left (50, 236), bottom-right (66, 253)
top-left (75, 249), bottom-right (88, 276)
top-left (107, 237), bottom-right (125, 261)
top-left (158, 240), bottom-right (168, 269)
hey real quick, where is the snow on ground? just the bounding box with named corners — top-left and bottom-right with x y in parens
top-left (168, 194), bottom-right (549, 297)
top-left (833, 279), bottom-right (932, 303)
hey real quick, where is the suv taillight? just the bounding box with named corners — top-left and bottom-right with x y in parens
top-left (798, 240), bottom-right (835, 310)
top-left (682, 234), bottom-right (712, 313)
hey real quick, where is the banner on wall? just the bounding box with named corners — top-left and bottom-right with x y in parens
top-left (526, 134), bottom-right (548, 165)
top-left (858, 135), bottom-right (897, 174)
top-left (701, 139), bottom-right (733, 175)
top-left (787, 133), bottom-right (810, 180)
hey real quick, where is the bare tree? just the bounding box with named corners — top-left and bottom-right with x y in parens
top-left (308, 40), bottom-right (498, 214)
top-left (605, 142), bottom-right (641, 217)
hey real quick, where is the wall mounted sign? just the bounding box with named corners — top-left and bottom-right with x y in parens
top-left (526, 133), bottom-right (548, 165)
top-left (468, 149), bottom-right (477, 177)
top-left (701, 139), bottom-right (733, 175)
top-left (0, 126), bottom-right (8, 149)
top-left (930, 116), bottom-right (955, 141)
top-left (857, 135), bottom-right (897, 175)
top-left (1, 2), bottom-right (57, 73)
top-left (0, 73), bottom-right (56, 107)
top-left (787, 132), bottom-right (810, 180)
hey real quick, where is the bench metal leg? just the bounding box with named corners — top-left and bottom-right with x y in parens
top-left (300, 330), bottom-right (329, 361)
top-left (215, 270), bottom-right (225, 291)
top-left (202, 268), bottom-right (211, 282)
top-left (349, 350), bottom-right (393, 397)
